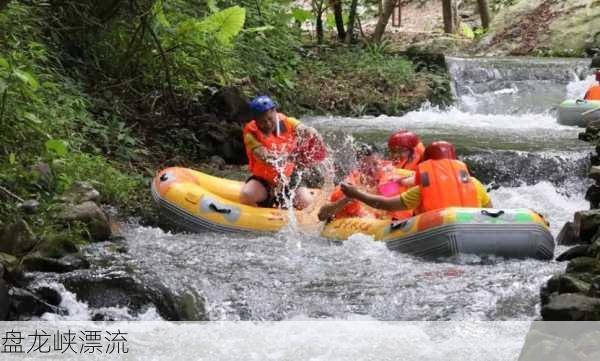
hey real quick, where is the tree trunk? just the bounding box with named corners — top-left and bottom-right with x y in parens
top-left (312, 0), bottom-right (326, 44)
top-left (345, 0), bottom-right (359, 44)
top-left (372, 0), bottom-right (397, 42)
top-left (316, 12), bottom-right (324, 44)
top-left (442, 0), bottom-right (454, 34)
top-left (477, 0), bottom-right (491, 29)
top-left (330, 0), bottom-right (346, 40)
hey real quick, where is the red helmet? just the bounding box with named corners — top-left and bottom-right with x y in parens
top-left (388, 131), bottom-right (419, 151)
top-left (424, 141), bottom-right (457, 160)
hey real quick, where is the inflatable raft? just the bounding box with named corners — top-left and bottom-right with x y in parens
top-left (152, 167), bottom-right (555, 260)
top-left (557, 99), bottom-right (600, 127)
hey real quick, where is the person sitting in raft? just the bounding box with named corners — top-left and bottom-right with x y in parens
top-left (317, 144), bottom-right (412, 222)
top-left (383, 130), bottom-right (426, 189)
top-left (584, 69), bottom-right (600, 101)
top-left (240, 95), bottom-right (322, 210)
top-left (339, 141), bottom-right (493, 214)
top-left (387, 130), bottom-right (425, 172)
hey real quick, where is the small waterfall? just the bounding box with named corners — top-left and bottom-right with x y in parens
top-left (445, 56), bottom-right (592, 114)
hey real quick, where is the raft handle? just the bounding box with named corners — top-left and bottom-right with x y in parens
top-left (209, 203), bottom-right (232, 214)
top-left (391, 219), bottom-right (409, 230)
top-left (481, 209), bottom-right (504, 218)
top-left (576, 99), bottom-right (586, 104)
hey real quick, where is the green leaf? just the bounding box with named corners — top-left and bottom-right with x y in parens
top-left (45, 139), bottom-right (68, 157)
top-left (8, 153), bottom-right (16, 165)
top-left (198, 6), bottom-right (246, 45)
top-left (206, 0), bottom-right (219, 13)
top-left (13, 69), bottom-right (39, 90)
top-left (23, 112), bottom-right (42, 124)
top-left (291, 7), bottom-right (312, 23)
top-left (0, 57), bottom-right (8, 69)
top-left (460, 23), bottom-right (475, 39)
top-left (0, 79), bottom-right (6, 93)
top-left (152, 1), bottom-right (171, 29)
top-left (244, 25), bottom-right (275, 33)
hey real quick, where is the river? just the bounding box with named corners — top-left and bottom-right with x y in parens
top-left (35, 57), bottom-right (596, 321)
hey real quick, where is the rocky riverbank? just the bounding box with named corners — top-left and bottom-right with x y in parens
top-left (540, 120), bottom-right (600, 320)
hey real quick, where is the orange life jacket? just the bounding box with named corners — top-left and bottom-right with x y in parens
top-left (415, 159), bottom-right (478, 213)
top-left (393, 142), bottom-right (425, 171)
top-left (585, 85), bottom-right (600, 101)
top-left (243, 113), bottom-right (297, 185)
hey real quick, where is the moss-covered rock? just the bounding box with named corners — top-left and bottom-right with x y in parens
top-left (0, 219), bottom-right (37, 257)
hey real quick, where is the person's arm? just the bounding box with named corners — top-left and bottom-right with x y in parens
top-left (340, 183), bottom-right (408, 211)
top-left (245, 133), bottom-right (287, 163)
top-left (318, 197), bottom-right (353, 222)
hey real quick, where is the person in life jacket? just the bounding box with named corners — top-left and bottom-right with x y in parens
top-left (317, 144), bottom-right (412, 222)
top-left (387, 130), bottom-right (425, 172)
top-left (240, 95), bottom-right (322, 209)
top-left (584, 70), bottom-right (600, 101)
top-left (339, 141), bottom-right (492, 214)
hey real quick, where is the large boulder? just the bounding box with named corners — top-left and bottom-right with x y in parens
top-left (0, 219), bottom-right (37, 256)
top-left (22, 252), bottom-right (89, 273)
top-left (56, 181), bottom-right (100, 204)
top-left (566, 257), bottom-right (600, 275)
top-left (574, 210), bottom-right (600, 243)
top-left (542, 293), bottom-right (600, 321)
top-left (556, 222), bottom-right (581, 246)
top-left (208, 87), bottom-right (252, 124)
top-left (61, 270), bottom-right (207, 321)
top-left (7, 287), bottom-right (63, 320)
top-left (56, 201), bottom-right (111, 242)
top-left (586, 184), bottom-right (600, 210)
top-left (555, 245), bottom-right (590, 262)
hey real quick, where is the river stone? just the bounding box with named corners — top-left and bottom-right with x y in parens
top-left (590, 166), bottom-right (600, 183)
top-left (18, 199), bottom-right (40, 215)
top-left (57, 201), bottom-right (111, 242)
top-left (32, 286), bottom-right (62, 307)
top-left (586, 185), bottom-right (600, 210)
top-left (61, 270), bottom-right (207, 320)
top-left (57, 181), bottom-right (100, 204)
top-left (555, 245), bottom-right (590, 262)
top-left (541, 293), bottom-right (600, 321)
top-left (0, 252), bottom-right (18, 274)
top-left (35, 237), bottom-right (79, 259)
top-left (209, 155), bottom-right (226, 169)
top-left (8, 287), bottom-right (62, 320)
top-left (566, 257), bottom-right (600, 275)
top-left (556, 222), bottom-right (581, 246)
top-left (0, 219), bottom-right (37, 256)
top-left (22, 252), bottom-right (89, 273)
top-left (574, 210), bottom-right (600, 243)
top-left (589, 276), bottom-right (600, 298)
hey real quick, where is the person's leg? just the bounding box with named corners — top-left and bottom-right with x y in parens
top-left (240, 179), bottom-right (269, 207)
top-left (294, 186), bottom-right (314, 210)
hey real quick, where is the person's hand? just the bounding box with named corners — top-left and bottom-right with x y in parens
top-left (398, 175), bottom-right (415, 187)
top-left (340, 182), bottom-right (361, 199)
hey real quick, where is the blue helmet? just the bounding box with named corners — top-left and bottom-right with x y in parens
top-left (249, 95), bottom-right (277, 114)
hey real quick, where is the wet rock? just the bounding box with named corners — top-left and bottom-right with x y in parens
top-left (18, 199), bottom-right (40, 214)
top-left (57, 181), bottom-right (100, 204)
top-left (574, 209), bottom-right (600, 243)
top-left (32, 286), bottom-right (62, 307)
top-left (36, 237), bottom-right (79, 259)
top-left (57, 201), bottom-right (111, 242)
top-left (586, 184), bottom-right (600, 209)
top-left (566, 257), bottom-right (600, 275)
top-left (542, 293), bottom-right (600, 320)
top-left (22, 252), bottom-right (89, 273)
top-left (8, 287), bottom-right (62, 320)
top-left (541, 274), bottom-right (592, 306)
top-left (61, 270), bottom-right (207, 320)
top-left (556, 222), bottom-right (581, 246)
top-left (0, 219), bottom-right (37, 256)
top-left (556, 245), bottom-right (589, 262)
top-left (208, 87), bottom-right (251, 124)
top-left (209, 155), bottom-right (226, 169)
top-left (589, 166), bottom-right (600, 183)
top-left (0, 252), bottom-right (19, 274)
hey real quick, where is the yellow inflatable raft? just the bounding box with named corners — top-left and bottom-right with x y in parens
top-left (151, 167), bottom-right (555, 260)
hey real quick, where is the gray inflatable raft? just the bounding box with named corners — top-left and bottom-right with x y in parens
top-left (383, 208), bottom-right (555, 260)
top-left (557, 99), bottom-right (600, 127)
